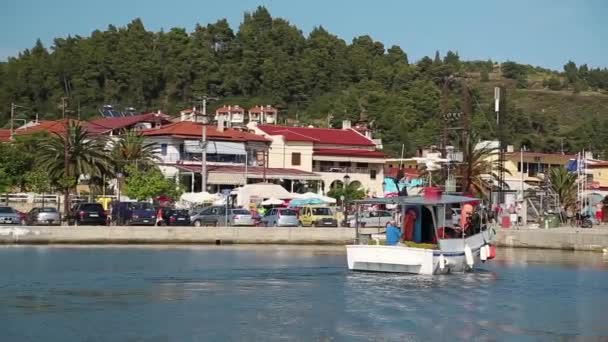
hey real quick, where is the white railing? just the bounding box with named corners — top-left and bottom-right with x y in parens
top-left (313, 166), bottom-right (374, 174)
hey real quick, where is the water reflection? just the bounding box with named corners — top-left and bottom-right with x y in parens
top-left (0, 246), bottom-right (606, 341)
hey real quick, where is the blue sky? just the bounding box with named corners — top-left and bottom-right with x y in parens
top-left (1, 0), bottom-right (606, 70)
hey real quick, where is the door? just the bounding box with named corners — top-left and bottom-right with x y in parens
top-left (367, 211), bottom-right (380, 227)
top-left (200, 207), bottom-right (216, 225)
top-left (378, 211), bottom-right (392, 227)
top-left (267, 209), bottom-right (276, 225)
top-left (301, 207), bottom-right (312, 226)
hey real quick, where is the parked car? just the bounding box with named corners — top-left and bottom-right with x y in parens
top-left (67, 203), bottom-right (107, 226)
top-left (190, 206), bottom-right (254, 226)
top-left (298, 206), bottom-right (338, 227)
top-left (261, 208), bottom-right (299, 227)
top-left (0, 206), bottom-right (23, 225)
top-left (26, 207), bottom-right (61, 225)
top-left (111, 202), bottom-right (156, 226)
top-left (162, 209), bottom-right (191, 226)
top-left (228, 209), bottom-right (254, 226)
top-left (190, 206), bottom-right (226, 227)
top-left (348, 210), bottom-right (393, 228)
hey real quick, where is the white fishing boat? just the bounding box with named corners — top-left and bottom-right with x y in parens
top-left (346, 192), bottom-right (497, 275)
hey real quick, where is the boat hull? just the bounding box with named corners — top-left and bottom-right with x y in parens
top-left (346, 230), bottom-right (493, 275)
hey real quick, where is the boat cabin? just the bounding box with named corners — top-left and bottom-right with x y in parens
top-left (352, 194), bottom-right (487, 246)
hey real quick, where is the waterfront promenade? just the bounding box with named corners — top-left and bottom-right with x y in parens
top-left (1, 225), bottom-right (608, 251)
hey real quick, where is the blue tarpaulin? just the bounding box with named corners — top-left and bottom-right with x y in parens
top-left (566, 159), bottom-right (578, 172)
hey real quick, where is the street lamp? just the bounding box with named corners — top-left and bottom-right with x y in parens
top-left (343, 174), bottom-right (350, 187)
top-left (341, 175), bottom-right (350, 227)
top-left (116, 172), bottom-right (123, 201)
top-left (340, 195), bottom-right (346, 227)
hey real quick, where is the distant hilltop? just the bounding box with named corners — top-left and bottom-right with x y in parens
top-left (2, 6), bottom-right (608, 157)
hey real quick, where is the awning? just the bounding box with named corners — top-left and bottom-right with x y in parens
top-left (208, 141), bottom-right (246, 155)
top-left (184, 140), bottom-right (203, 153)
top-left (175, 164), bottom-right (321, 183)
top-left (184, 140), bottom-right (246, 155)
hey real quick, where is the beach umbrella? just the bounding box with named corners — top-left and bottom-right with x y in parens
top-left (289, 198), bottom-right (325, 207)
top-left (261, 197), bottom-right (284, 206)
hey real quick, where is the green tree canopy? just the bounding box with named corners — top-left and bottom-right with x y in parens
top-left (123, 165), bottom-right (183, 201)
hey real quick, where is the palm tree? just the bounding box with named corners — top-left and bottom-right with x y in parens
top-left (112, 130), bottom-right (159, 171)
top-left (423, 134), bottom-right (509, 198)
top-left (38, 122), bottom-right (113, 213)
top-left (548, 166), bottom-right (578, 210)
top-left (456, 135), bottom-right (510, 197)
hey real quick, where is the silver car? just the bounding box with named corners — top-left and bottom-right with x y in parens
top-left (261, 208), bottom-right (299, 227)
top-left (348, 210), bottom-right (393, 228)
top-left (26, 207), bottom-right (61, 225)
top-left (229, 209), bottom-right (254, 226)
top-left (191, 206), bottom-right (254, 227)
top-left (0, 206), bottom-right (22, 225)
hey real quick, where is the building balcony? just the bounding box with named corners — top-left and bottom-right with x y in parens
top-left (312, 166), bottom-right (375, 174)
top-left (159, 153), bottom-right (256, 166)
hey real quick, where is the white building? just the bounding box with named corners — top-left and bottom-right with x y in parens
top-left (141, 120), bottom-right (320, 193)
top-left (249, 120), bottom-right (385, 196)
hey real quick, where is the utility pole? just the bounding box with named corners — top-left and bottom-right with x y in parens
top-left (10, 103), bottom-right (15, 140)
top-left (440, 77), bottom-right (450, 159)
top-left (63, 121), bottom-right (70, 216)
top-left (196, 95), bottom-right (218, 193)
top-left (495, 86), bottom-right (507, 205)
top-left (10, 102), bottom-right (28, 140)
top-left (461, 82), bottom-right (471, 139)
top-left (62, 97), bottom-right (67, 119)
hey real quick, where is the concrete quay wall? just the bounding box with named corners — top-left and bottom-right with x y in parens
top-left (496, 227), bottom-right (608, 251)
top-left (0, 226), bottom-right (367, 245)
top-left (2, 226), bottom-right (608, 251)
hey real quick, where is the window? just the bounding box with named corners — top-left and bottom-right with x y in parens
top-left (312, 207), bottom-right (333, 215)
top-left (161, 143), bottom-right (168, 156)
top-left (370, 169), bottom-right (377, 180)
top-left (279, 209), bottom-right (296, 216)
top-left (291, 152), bottom-right (301, 166)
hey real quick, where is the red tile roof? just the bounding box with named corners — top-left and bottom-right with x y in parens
top-left (175, 164), bottom-right (319, 179)
top-left (257, 124), bottom-right (375, 146)
top-left (141, 121), bottom-right (269, 142)
top-left (0, 129), bottom-right (11, 142)
top-left (16, 119), bottom-right (109, 136)
top-left (90, 113), bottom-right (170, 130)
top-left (313, 148), bottom-right (384, 158)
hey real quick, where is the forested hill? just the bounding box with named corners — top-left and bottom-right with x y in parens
top-left (2, 6), bottom-right (608, 157)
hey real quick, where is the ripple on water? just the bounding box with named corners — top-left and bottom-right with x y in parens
top-left (0, 246), bottom-right (607, 341)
